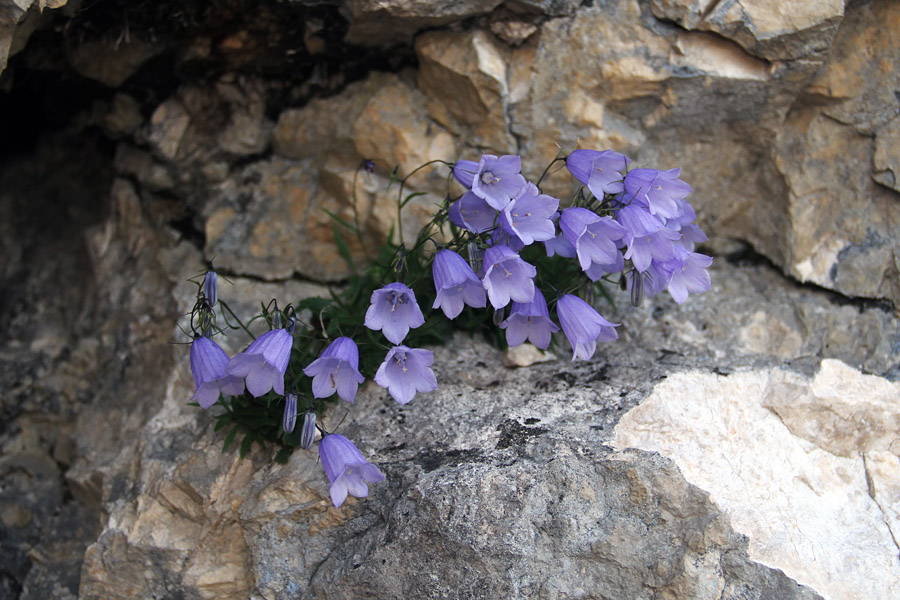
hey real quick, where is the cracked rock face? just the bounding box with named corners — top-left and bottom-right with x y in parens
top-left (2, 0), bottom-right (900, 598)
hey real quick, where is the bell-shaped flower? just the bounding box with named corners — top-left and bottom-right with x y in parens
top-left (189, 336), bottom-right (245, 409)
top-left (282, 393), bottom-right (298, 433)
top-left (374, 346), bottom-right (438, 405)
top-left (624, 168), bottom-right (692, 221)
top-left (470, 154), bottom-right (526, 211)
top-left (452, 159), bottom-right (479, 188)
top-left (448, 191), bottom-right (497, 233)
top-left (303, 337), bottom-right (365, 403)
top-left (499, 183), bottom-right (559, 247)
top-left (566, 149), bottom-right (631, 197)
top-left (560, 207), bottom-right (626, 274)
top-left (500, 288), bottom-right (559, 349)
top-left (364, 282), bottom-right (425, 344)
top-left (556, 294), bottom-right (619, 361)
top-left (318, 433), bottom-right (385, 508)
top-left (543, 232), bottom-right (576, 258)
top-left (664, 246), bottom-right (713, 304)
top-left (432, 249), bottom-right (486, 319)
top-left (481, 245), bottom-right (537, 309)
top-left (226, 328), bottom-right (292, 397)
top-left (584, 250), bottom-right (625, 281)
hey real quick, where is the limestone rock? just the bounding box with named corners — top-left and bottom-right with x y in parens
top-left (874, 116), bottom-right (900, 192)
top-left (613, 362), bottom-right (900, 600)
top-left (0, 0), bottom-right (68, 75)
top-left (651, 0), bottom-right (844, 60)
top-left (774, 109), bottom-right (900, 302)
top-left (416, 29), bottom-right (516, 153)
top-left (344, 0), bottom-right (505, 46)
top-left (806, 0), bottom-right (900, 135)
top-left (68, 39), bottom-right (162, 88)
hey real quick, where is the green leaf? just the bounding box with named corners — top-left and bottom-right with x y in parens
top-left (332, 223), bottom-right (356, 270)
top-left (239, 434), bottom-right (254, 458)
top-left (223, 427), bottom-right (238, 452)
top-left (322, 208), bottom-right (357, 232)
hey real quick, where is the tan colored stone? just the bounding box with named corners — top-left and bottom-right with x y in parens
top-left (148, 99), bottom-right (191, 162)
top-left (613, 363), bottom-right (900, 600)
top-left (352, 75), bottom-right (456, 180)
top-left (273, 74), bottom-right (389, 162)
top-left (874, 116), bottom-right (900, 193)
top-left (774, 109), bottom-right (900, 302)
top-left (807, 1), bottom-right (900, 135)
top-left (737, 309), bottom-right (803, 358)
top-left (68, 39), bottom-right (161, 87)
top-left (763, 359), bottom-right (900, 458)
top-left (344, 0), bottom-right (504, 46)
top-left (503, 343), bottom-right (555, 367)
top-left (652, 0), bottom-right (843, 60)
top-left (416, 29), bottom-right (515, 153)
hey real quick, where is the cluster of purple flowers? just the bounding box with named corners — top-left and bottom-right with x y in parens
top-left (187, 147), bottom-right (712, 510)
top-left (188, 278), bottom-right (384, 509)
top-left (446, 151), bottom-right (711, 360)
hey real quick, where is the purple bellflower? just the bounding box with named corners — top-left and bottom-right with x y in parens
top-left (544, 232), bottom-right (577, 258)
top-left (364, 282), bottom-right (425, 345)
top-left (374, 346), bottom-right (438, 405)
top-left (499, 183), bottom-right (559, 247)
top-left (453, 159), bottom-right (479, 188)
top-left (566, 149), bottom-right (631, 197)
top-left (664, 246), bottom-right (713, 304)
top-left (559, 207), bottom-right (626, 277)
top-left (318, 433), bottom-right (385, 508)
top-left (481, 245), bottom-right (537, 309)
top-left (432, 249), bottom-right (487, 319)
top-left (556, 294), bottom-right (619, 361)
top-left (226, 328), bottom-right (292, 397)
top-left (470, 154), bottom-right (526, 211)
top-left (303, 337), bottom-right (365, 403)
top-left (189, 336), bottom-right (245, 409)
top-left (500, 288), bottom-right (559, 349)
top-left (448, 191), bottom-right (497, 233)
top-left (624, 168), bottom-right (692, 221)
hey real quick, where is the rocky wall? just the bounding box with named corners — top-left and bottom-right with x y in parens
top-left (1, 0), bottom-right (899, 598)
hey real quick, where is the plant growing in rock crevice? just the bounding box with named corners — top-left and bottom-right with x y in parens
top-left (183, 147), bottom-right (712, 506)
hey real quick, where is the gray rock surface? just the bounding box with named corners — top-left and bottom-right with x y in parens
top-left (1, 0), bottom-right (899, 598)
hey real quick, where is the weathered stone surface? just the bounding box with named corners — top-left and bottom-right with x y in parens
top-left (614, 361), bottom-right (900, 600)
top-left (651, 0), bottom-right (844, 60)
top-left (68, 39), bottom-right (162, 87)
top-left (874, 115), bottom-right (900, 193)
top-left (416, 29), bottom-right (516, 152)
top-left (0, 0), bottom-right (68, 75)
top-left (78, 252), bottom-right (900, 598)
top-left (774, 109), bottom-right (900, 301)
top-left (806, 0), bottom-right (900, 135)
top-left (344, 0), bottom-right (504, 45)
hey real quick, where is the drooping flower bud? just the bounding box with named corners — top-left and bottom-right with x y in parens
top-left (204, 270), bottom-right (218, 307)
top-left (300, 411), bottom-right (317, 450)
top-left (630, 270), bottom-right (644, 307)
top-left (282, 393), bottom-right (298, 434)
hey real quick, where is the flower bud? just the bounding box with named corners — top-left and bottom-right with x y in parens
top-left (300, 411), bottom-right (317, 449)
top-left (204, 270), bottom-right (218, 307)
top-left (630, 271), bottom-right (644, 308)
top-left (282, 393), bottom-right (298, 434)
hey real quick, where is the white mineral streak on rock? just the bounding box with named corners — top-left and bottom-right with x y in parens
top-left (613, 361), bottom-right (900, 600)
